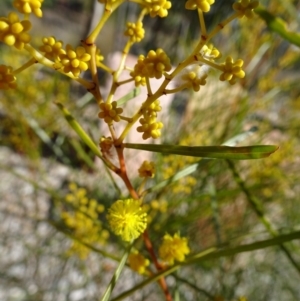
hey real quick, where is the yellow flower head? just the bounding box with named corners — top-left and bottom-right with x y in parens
top-left (124, 21), bottom-right (145, 43)
top-left (39, 36), bottom-right (66, 61)
top-left (159, 233), bottom-right (190, 265)
top-left (0, 65), bottom-right (17, 90)
top-left (180, 65), bottom-right (207, 92)
top-left (145, 0), bottom-right (172, 18)
top-left (185, 0), bottom-right (215, 12)
top-left (98, 101), bottom-right (123, 124)
top-left (219, 56), bottom-right (245, 85)
top-left (128, 250), bottom-right (150, 274)
top-left (137, 114), bottom-right (164, 140)
top-left (233, 0), bottom-right (259, 19)
top-left (0, 12), bottom-right (31, 50)
top-left (54, 44), bottom-right (91, 77)
top-left (107, 199), bottom-right (147, 242)
top-left (13, 0), bottom-right (44, 18)
top-left (138, 160), bottom-right (156, 178)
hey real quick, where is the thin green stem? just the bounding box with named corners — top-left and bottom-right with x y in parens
top-left (227, 160), bottom-right (300, 276)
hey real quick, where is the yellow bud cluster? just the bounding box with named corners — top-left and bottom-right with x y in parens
top-left (145, 0), bottom-right (172, 18)
top-left (13, 0), bottom-right (44, 18)
top-left (0, 12), bottom-right (31, 50)
top-left (39, 36), bottom-right (65, 61)
top-left (98, 101), bottom-right (123, 124)
top-left (137, 113), bottom-right (164, 140)
top-left (219, 56), bottom-right (245, 85)
top-left (185, 0), bottom-right (215, 12)
top-left (53, 44), bottom-right (91, 77)
top-left (138, 160), bottom-right (156, 178)
top-left (233, 0), bottom-right (259, 19)
top-left (181, 65), bottom-right (207, 92)
top-left (130, 49), bottom-right (171, 86)
top-left (124, 21), bottom-right (145, 43)
top-left (0, 65), bottom-right (17, 90)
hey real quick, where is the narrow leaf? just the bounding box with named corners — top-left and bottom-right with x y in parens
top-left (55, 102), bottom-right (103, 159)
top-left (124, 143), bottom-right (278, 160)
top-left (111, 231), bottom-right (300, 301)
top-left (255, 6), bottom-right (300, 47)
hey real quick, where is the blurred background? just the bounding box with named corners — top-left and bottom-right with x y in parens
top-left (0, 1), bottom-right (300, 300)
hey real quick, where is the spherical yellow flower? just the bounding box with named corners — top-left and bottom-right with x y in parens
top-left (0, 65), bottom-right (17, 90)
top-left (107, 199), bottom-right (147, 242)
top-left (0, 12), bottom-right (31, 50)
top-left (128, 250), bottom-right (150, 274)
top-left (159, 233), bottom-right (190, 265)
top-left (185, 0), bottom-right (215, 12)
top-left (13, 0), bottom-right (44, 18)
top-left (138, 160), bottom-right (156, 178)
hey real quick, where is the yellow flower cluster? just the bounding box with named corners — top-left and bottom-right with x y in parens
top-left (13, 0), bottom-right (44, 18)
top-left (130, 48), bottom-right (172, 85)
top-left (128, 250), bottom-right (150, 274)
top-left (233, 0), bottom-right (259, 19)
top-left (181, 65), bottom-right (207, 92)
top-left (62, 183), bottom-right (108, 259)
top-left (0, 12), bottom-right (31, 50)
top-left (219, 56), bottom-right (245, 85)
top-left (145, 0), bottom-right (172, 18)
top-left (107, 199), bottom-right (147, 242)
top-left (201, 44), bottom-right (221, 60)
top-left (39, 36), bottom-right (65, 61)
top-left (185, 0), bottom-right (215, 12)
top-left (138, 160), bottom-right (156, 178)
top-left (137, 99), bottom-right (163, 140)
top-left (53, 44), bottom-right (91, 77)
top-left (124, 21), bottom-right (145, 43)
top-left (98, 101), bottom-right (123, 124)
top-left (159, 233), bottom-right (190, 265)
top-left (0, 65), bottom-right (17, 90)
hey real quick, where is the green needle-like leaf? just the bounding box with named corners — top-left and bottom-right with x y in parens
top-left (55, 102), bottom-right (103, 160)
top-left (124, 143), bottom-right (278, 160)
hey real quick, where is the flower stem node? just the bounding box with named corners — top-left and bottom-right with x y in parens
top-left (159, 233), bottom-right (190, 265)
top-left (145, 0), bottom-right (172, 18)
top-left (0, 65), bottom-right (17, 90)
top-left (219, 56), bottom-right (245, 85)
top-left (98, 101), bottom-right (123, 124)
top-left (107, 199), bottom-right (147, 242)
top-left (138, 160), bottom-right (156, 178)
top-left (185, 0), bottom-right (215, 12)
top-left (233, 0), bottom-right (259, 19)
top-left (0, 12), bottom-right (32, 50)
top-left (13, 0), bottom-right (44, 18)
